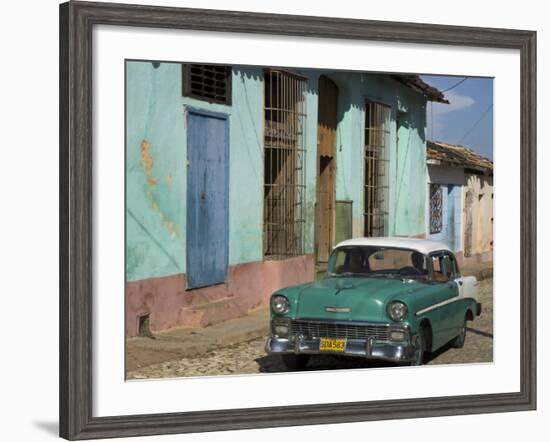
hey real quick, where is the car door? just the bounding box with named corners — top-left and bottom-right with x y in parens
top-left (447, 253), bottom-right (470, 334)
top-left (429, 252), bottom-right (461, 347)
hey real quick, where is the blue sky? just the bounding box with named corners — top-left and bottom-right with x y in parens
top-left (421, 75), bottom-right (493, 160)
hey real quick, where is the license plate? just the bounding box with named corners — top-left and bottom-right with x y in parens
top-left (319, 338), bottom-right (346, 352)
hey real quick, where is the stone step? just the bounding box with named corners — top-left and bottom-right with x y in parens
top-left (177, 296), bottom-right (248, 328)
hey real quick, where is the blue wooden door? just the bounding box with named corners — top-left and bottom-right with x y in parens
top-left (186, 108), bottom-right (229, 289)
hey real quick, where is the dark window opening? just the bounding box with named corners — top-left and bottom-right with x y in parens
top-left (182, 64), bottom-right (232, 105)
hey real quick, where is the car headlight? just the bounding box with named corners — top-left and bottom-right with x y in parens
top-left (388, 301), bottom-right (408, 321)
top-left (271, 295), bottom-right (289, 314)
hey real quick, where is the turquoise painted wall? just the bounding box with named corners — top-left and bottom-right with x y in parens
top-left (126, 62), bottom-right (264, 282)
top-left (126, 62), bottom-right (186, 282)
top-left (127, 62), bottom-right (429, 282)
top-left (393, 88), bottom-right (428, 236)
top-left (296, 69), bottom-right (428, 239)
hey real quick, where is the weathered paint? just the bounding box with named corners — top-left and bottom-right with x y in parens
top-left (392, 97), bottom-right (428, 237)
top-left (126, 62), bottom-right (265, 282)
top-left (126, 62), bottom-right (187, 281)
top-left (126, 255), bottom-right (314, 336)
top-left (427, 164), bottom-right (492, 266)
top-left (126, 61), bottom-right (432, 333)
top-left (462, 173), bottom-right (493, 265)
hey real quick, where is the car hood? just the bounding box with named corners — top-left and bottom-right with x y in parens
top-left (293, 276), bottom-right (426, 322)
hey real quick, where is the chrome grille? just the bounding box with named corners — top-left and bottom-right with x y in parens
top-left (290, 320), bottom-right (390, 341)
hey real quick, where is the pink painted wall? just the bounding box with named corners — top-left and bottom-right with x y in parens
top-left (126, 255), bottom-right (315, 337)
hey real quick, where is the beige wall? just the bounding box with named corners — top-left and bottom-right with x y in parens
top-left (462, 172), bottom-right (493, 264)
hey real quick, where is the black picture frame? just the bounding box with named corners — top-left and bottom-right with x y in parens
top-left (59, 1), bottom-right (537, 439)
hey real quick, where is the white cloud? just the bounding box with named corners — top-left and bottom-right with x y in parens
top-left (434, 90), bottom-right (475, 115)
top-left (428, 90), bottom-right (476, 140)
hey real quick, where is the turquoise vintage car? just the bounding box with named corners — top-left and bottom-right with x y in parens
top-left (265, 237), bottom-right (481, 368)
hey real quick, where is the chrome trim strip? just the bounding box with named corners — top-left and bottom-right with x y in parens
top-left (293, 317), bottom-right (401, 328)
top-left (325, 307), bottom-right (351, 313)
top-left (265, 336), bottom-right (417, 362)
top-left (415, 296), bottom-right (461, 316)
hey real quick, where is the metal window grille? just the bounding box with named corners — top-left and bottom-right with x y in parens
top-left (263, 69), bottom-right (307, 258)
top-left (429, 184), bottom-right (443, 234)
top-left (182, 64), bottom-right (232, 105)
top-left (364, 101), bottom-right (390, 237)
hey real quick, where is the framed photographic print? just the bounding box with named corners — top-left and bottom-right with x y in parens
top-left (59, 0), bottom-right (536, 439)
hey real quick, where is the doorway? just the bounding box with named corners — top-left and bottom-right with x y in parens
top-left (315, 76), bottom-right (338, 263)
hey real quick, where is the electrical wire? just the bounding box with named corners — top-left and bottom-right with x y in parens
top-left (442, 77), bottom-right (468, 92)
top-left (458, 104), bottom-right (493, 144)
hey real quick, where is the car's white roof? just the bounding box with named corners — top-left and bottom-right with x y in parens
top-left (334, 237), bottom-right (452, 255)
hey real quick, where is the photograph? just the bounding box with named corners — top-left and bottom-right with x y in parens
top-left (125, 61), bottom-right (494, 379)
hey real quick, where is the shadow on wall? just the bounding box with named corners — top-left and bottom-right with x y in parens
top-left (234, 66), bottom-right (427, 140)
top-left (394, 106), bottom-right (426, 142)
top-left (134, 64), bottom-right (430, 159)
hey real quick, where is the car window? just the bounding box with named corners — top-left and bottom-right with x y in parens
top-left (431, 253), bottom-right (456, 282)
top-left (333, 249), bottom-right (348, 269)
top-left (328, 246), bottom-right (429, 279)
top-left (368, 249), bottom-right (419, 272)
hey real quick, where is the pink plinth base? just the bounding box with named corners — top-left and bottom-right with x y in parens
top-left (126, 255), bottom-right (315, 337)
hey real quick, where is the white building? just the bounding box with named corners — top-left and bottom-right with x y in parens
top-left (426, 141), bottom-right (493, 267)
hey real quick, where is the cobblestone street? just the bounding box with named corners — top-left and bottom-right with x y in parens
top-left (127, 278), bottom-right (493, 380)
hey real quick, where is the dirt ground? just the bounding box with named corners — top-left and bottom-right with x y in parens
top-left (127, 278), bottom-right (493, 379)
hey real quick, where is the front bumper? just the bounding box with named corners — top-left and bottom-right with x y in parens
top-left (265, 335), bottom-right (417, 363)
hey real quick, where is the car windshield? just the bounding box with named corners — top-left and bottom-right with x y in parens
top-left (327, 246), bottom-right (429, 279)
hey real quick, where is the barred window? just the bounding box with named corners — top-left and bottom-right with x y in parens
top-left (429, 184), bottom-right (443, 234)
top-left (364, 101), bottom-right (390, 237)
top-left (263, 69), bottom-right (307, 258)
top-left (182, 64), bottom-right (232, 105)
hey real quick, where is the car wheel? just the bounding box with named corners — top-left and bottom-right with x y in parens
top-left (409, 331), bottom-right (425, 366)
top-left (451, 316), bottom-right (468, 349)
top-left (281, 354), bottom-right (310, 370)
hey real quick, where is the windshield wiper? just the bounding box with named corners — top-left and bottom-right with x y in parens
top-left (330, 272), bottom-right (371, 277)
top-left (368, 272), bottom-right (402, 278)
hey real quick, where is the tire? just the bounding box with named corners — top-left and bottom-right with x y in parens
top-left (451, 316), bottom-right (468, 349)
top-left (281, 354), bottom-right (310, 370)
top-left (409, 330), bottom-right (425, 366)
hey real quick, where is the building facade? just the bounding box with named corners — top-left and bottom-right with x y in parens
top-left (125, 61), bottom-right (445, 337)
top-left (426, 141), bottom-right (494, 267)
